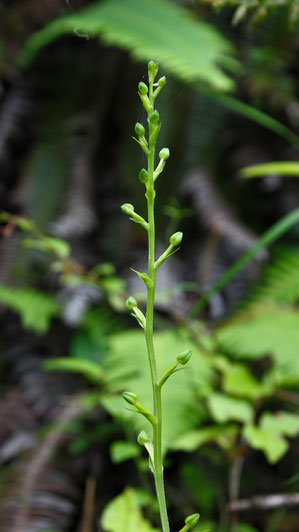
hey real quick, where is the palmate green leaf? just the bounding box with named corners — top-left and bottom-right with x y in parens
top-left (101, 487), bottom-right (160, 532)
top-left (101, 329), bottom-right (213, 454)
top-left (171, 424), bottom-right (238, 452)
top-left (217, 302), bottom-right (299, 386)
top-left (0, 284), bottom-right (60, 334)
top-left (222, 364), bottom-right (273, 400)
top-left (19, 0), bottom-right (235, 91)
top-left (207, 393), bottom-right (253, 424)
top-left (260, 411), bottom-right (299, 437)
top-left (243, 424), bottom-right (288, 464)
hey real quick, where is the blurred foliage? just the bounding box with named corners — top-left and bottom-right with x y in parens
top-left (1, 0), bottom-right (299, 531)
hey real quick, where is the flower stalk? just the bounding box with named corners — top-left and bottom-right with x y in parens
top-left (121, 61), bottom-right (196, 532)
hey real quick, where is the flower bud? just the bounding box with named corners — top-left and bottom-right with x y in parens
top-left (169, 231), bottom-right (183, 246)
top-left (185, 513), bottom-right (200, 528)
top-left (177, 350), bottom-right (192, 365)
top-left (126, 296), bottom-right (137, 310)
top-left (158, 76), bottom-right (166, 87)
top-left (159, 148), bottom-right (170, 160)
top-left (121, 203), bottom-right (134, 215)
top-left (138, 82), bottom-right (148, 95)
top-left (149, 110), bottom-right (159, 124)
top-left (135, 122), bottom-right (145, 137)
top-left (148, 60), bottom-right (158, 79)
top-left (122, 391), bottom-right (138, 405)
top-left (139, 168), bottom-right (149, 183)
top-left (137, 430), bottom-right (150, 446)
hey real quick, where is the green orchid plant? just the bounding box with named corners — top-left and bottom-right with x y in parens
top-left (121, 61), bottom-right (200, 532)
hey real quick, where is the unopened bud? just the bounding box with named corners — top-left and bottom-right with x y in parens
top-left (177, 350), bottom-right (192, 365)
top-left (123, 391), bottom-right (138, 405)
top-left (137, 430), bottom-right (150, 446)
top-left (148, 60), bottom-right (159, 79)
top-left (185, 513), bottom-right (200, 528)
top-left (138, 82), bottom-right (148, 95)
top-left (135, 122), bottom-right (145, 137)
top-left (169, 231), bottom-right (183, 246)
top-left (121, 203), bottom-right (134, 215)
top-left (149, 110), bottom-right (159, 124)
top-left (159, 148), bottom-right (170, 160)
top-left (126, 296), bottom-right (137, 310)
top-left (158, 76), bottom-right (166, 87)
top-left (139, 168), bottom-right (148, 183)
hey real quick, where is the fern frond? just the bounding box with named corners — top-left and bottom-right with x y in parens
top-left (217, 301), bottom-right (299, 386)
top-left (19, 0), bottom-right (236, 91)
top-left (0, 285), bottom-right (60, 334)
top-left (251, 247), bottom-right (299, 304)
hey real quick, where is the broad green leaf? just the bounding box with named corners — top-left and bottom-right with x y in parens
top-left (243, 425), bottom-right (288, 463)
top-left (260, 411), bottom-right (299, 437)
top-left (0, 284), bottom-right (60, 334)
top-left (19, 0), bottom-right (235, 91)
top-left (208, 393), bottom-right (253, 424)
top-left (241, 161), bottom-right (299, 178)
top-left (44, 357), bottom-right (105, 383)
top-left (110, 441), bottom-right (141, 463)
top-left (222, 364), bottom-right (273, 400)
top-left (101, 329), bottom-right (213, 454)
top-left (171, 424), bottom-right (238, 452)
top-left (101, 487), bottom-right (160, 532)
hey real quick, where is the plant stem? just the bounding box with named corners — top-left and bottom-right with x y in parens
top-left (144, 78), bottom-right (170, 532)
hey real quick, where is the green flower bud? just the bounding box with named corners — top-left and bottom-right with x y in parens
top-left (138, 81), bottom-right (148, 95)
top-left (158, 76), bottom-right (166, 87)
top-left (126, 296), bottom-right (137, 310)
top-left (149, 110), bottom-right (159, 124)
top-left (169, 231), bottom-right (183, 246)
top-left (135, 122), bottom-right (145, 137)
top-left (177, 350), bottom-right (192, 365)
top-left (123, 391), bottom-right (138, 405)
top-left (185, 513), bottom-right (200, 528)
top-left (137, 430), bottom-right (150, 446)
top-left (159, 148), bottom-right (170, 160)
top-left (139, 168), bottom-right (149, 183)
top-left (121, 203), bottom-right (134, 215)
top-left (148, 60), bottom-right (159, 78)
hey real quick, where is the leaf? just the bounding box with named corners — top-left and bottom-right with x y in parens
top-left (260, 411), bottom-right (299, 438)
top-left (0, 284), bottom-right (60, 334)
top-left (208, 393), bottom-right (253, 424)
top-left (243, 424), bottom-right (288, 464)
top-left (19, 0), bottom-right (235, 91)
top-left (110, 441), bottom-right (141, 463)
top-left (171, 424), bottom-right (238, 452)
top-left (101, 329), bottom-right (213, 454)
top-left (222, 364), bottom-right (273, 400)
top-left (217, 302), bottom-right (299, 386)
top-left (23, 236), bottom-right (70, 257)
top-left (241, 161), bottom-right (299, 178)
top-left (101, 487), bottom-right (160, 532)
top-left (44, 357), bottom-right (105, 383)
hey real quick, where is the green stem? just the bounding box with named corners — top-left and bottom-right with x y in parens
top-left (144, 78), bottom-right (170, 532)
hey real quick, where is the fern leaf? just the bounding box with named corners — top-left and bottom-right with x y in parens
top-left (100, 329), bottom-right (213, 455)
top-left (217, 302), bottom-right (299, 386)
top-left (19, 0), bottom-right (236, 91)
top-left (0, 285), bottom-right (60, 334)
